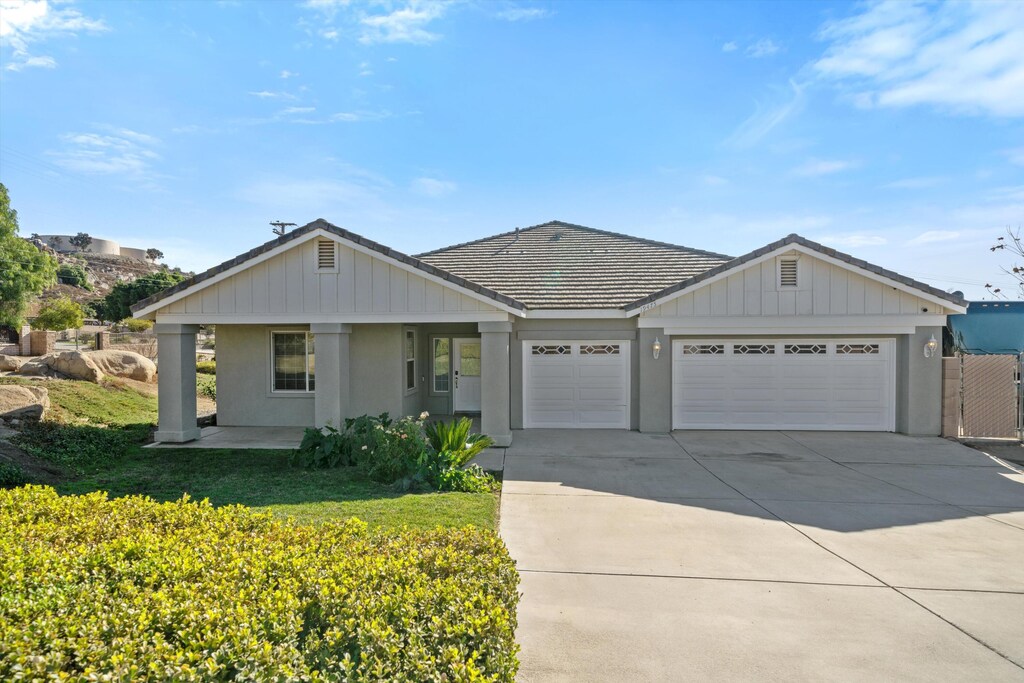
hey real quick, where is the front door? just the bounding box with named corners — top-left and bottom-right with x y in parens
top-left (453, 338), bottom-right (482, 412)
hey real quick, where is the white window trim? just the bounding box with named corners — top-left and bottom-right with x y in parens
top-left (315, 239), bottom-right (339, 273)
top-left (403, 327), bottom-right (417, 395)
top-left (269, 330), bottom-right (315, 394)
top-left (431, 335), bottom-right (451, 395)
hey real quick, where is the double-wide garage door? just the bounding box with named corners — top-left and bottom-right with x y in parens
top-left (523, 341), bottom-right (630, 429)
top-left (672, 339), bottom-right (895, 431)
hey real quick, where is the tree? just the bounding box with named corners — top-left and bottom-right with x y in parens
top-left (0, 184), bottom-right (58, 327)
top-left (93, 270), bottom-right (187, 322)
top-left (987, 227), bottom-right (1024, 299)
top-left (57, 263), bottom-right (92, 290)
top-left (48, 236), bottom-right (64, 249)
top-left (69, 232), bottom-right (93, 251)
top-left (31, 297), bottom-right (85, 331)
top-left (146, 248), bottom-right (164, 262)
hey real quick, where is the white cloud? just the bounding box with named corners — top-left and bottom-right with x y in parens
top-left (280, 69), bottom-right (298, 79)
top-left (792, 159), bottom-right (858, 177)
top-left (496, 7), bottom-right (550, 22)
top-left (882, 176), bottom-right (948, 189)
top-left (814, 0), bottom-right (1024, 117)
top-left (721, 41), bottom-right (737, 52)
top-left (907, 230), bottom-right (960, 245)
top-left (248, 90), bottom-right (297, 100)
top-left (48, 127), bottom-right (161, 179)
top-left (701, 174), bottom-right (729, 186)
top-left (746, 38), bottom-right (779, 58)
top-left (358, 60), bottom-right (372, 76)
top-left (358, 1), bottom-right (450, 45)
top-left (1, 0), bottom-right (108, 71)
top-left (725, 79), bottom-right (805, 148)
top-left (1005, 147), bottom-right (1024, 166)
top-left (411, 177), bottom-right (457, 197)
top-left (282, 106), bottom-right (316, 114)
top-left (817, 233), bottom-right (888, 248)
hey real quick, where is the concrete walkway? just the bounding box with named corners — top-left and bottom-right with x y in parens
top-left (501, 430), bottom-right (1024, 681)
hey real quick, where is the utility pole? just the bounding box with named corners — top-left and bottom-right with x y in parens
top-left (270, 221), bottom-right (296, 236)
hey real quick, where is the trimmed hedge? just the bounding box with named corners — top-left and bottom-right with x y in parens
top-left (0, 486), bottom-right (520, 681)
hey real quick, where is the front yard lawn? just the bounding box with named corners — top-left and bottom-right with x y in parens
top-left (58, 446), bottom-right (499, 529)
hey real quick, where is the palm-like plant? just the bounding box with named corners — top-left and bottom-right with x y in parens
top-left (424, 417), bottom-right (494, 467)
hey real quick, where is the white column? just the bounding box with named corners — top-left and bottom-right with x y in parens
top-left (479, 321), bottom-right (512, 447)
top-left (311, 323), bottom-right (352, 429)
top-left (153, 323), bottom-right (201, 443)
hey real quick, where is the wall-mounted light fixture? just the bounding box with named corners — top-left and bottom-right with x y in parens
top-left (652, 337), bottom-right (662, 360)
top-left (924, 334), bottom-right (939, 358)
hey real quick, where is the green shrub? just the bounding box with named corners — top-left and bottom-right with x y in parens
top-left (195, 360), bottom-right (216, 374)
top-left (295, 414), bottom-right (498, 493)
top-left (120, 317), bottom-right (154, 332)
top-left (0, 486), bottom-right (520, 681)
top-left (13, 423), bottom-right (144, 474)
top-left (0, 461), bottom-right (27, 487)
top-left (426, 416), bottom-right (495, 468)
top-left (196, 373), bottom-right (217, 400)
top-left (56, 263), bottom-right (91, 290)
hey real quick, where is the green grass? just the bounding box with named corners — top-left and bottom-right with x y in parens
top-left (0, 376), bottom-right (157, 427)
top-left (57, 447), bottom-right (498, 530)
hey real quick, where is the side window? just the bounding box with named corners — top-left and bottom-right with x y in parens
top-left (433, 338), bottom-right (450, 393)
top-left (272, 331), bottom-right (315, 392)
top-left (405, 329), bottom-right (416, 392)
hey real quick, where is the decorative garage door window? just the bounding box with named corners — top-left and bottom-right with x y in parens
top-left (837, 343), bottom-right (880, 355)
top-left (532, 344), bottom-right (571, 355)
top-left (580, 344), bottom-right (620, 355)
top-left (734, 343), bottom-right (776, 355)
top-left (784, 344), bottom-right (827, 355)
top-left (681, 344), bottom-right (724, 355)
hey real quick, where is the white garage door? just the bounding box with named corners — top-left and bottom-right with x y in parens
top-left (672, 339), bottom-right (895, 431)
top-left (523, 341), bottom-right (630, 429)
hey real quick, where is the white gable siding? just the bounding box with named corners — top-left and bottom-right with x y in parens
top-left (154, 240), bottom-right (504, 320)
top-left (641, 254), bottom-right (943, 319)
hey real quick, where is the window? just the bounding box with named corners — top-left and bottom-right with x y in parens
top-left (405, 329), bottom-right (416, 392)
top-left (681, 344), bottom-right (724, 355)
top-left (734, 343), bottom-right (775, 355)
top-left (837, 343), bottom-right (880, 355)
top-left (433, 338), bottom-right (450, 393)
top-left (581, 344), bottom-right (620, 355)
top-left (785, 344), bottom-right (826, 355)
top-left (272, 332), bottom-right (315, 392)
top-left (316, 239), bottom-right (337, 271)
top-left (779, 258), bottom-right (798, 287)
top-left (532, 345), bottom-right (571, 355)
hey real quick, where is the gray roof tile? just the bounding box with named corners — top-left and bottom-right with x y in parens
top-left (416, 220), bottom-right (733, 309)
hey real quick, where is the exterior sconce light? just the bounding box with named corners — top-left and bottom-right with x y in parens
top-left (924, 334), bottom-right (939, 358)
top-left (652, 337), bottom-right (662, 360)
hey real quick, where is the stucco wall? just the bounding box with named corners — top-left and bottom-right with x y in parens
top-left (35, 235), bottom-right (146, 258)
top-left (510, 317), bottom-right (640, 430)
top-left (217, 325), bottom-right (315, 427)
top-left (348, 324), bottom-right (405, 418)
top-left (896, 325), bottom-right (943, 435)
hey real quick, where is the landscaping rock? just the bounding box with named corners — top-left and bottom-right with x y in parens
top-left (0, 355), bottom-right (25, 372)
top-left (0, 385), bottom-right (49, 424)
top-left (17, 351), bottom-right (103, 383)
top-left (86, 350), bottom-right (157, 383)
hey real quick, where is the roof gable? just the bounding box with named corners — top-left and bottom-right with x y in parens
top-left (416, 220), bottom-right (733, 309)
top-left (133, 220), bottom-right (525, 319)
top-left (631, 234), bottom-right (967, 317)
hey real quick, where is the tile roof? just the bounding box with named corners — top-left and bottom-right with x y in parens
top-left (625, 233), bottom-right (968, 312)
top-left (130, 219), bottom-right (526, 315)
top-left (416, 220), bottom-right (733, 309)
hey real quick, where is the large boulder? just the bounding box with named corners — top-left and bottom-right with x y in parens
top-left (0, 355), bottom-right (25, 372)
top-left (0, 385), bottom-right (49, 424)
top-left (87, 350), bottom-right (157, 383)
top-left (17, 351), bottom-right (103, 383)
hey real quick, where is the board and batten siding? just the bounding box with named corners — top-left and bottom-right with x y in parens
top-left (641, 254), bottom-right (938, 319)
top-left (156, 240), bottom-right (503, 317)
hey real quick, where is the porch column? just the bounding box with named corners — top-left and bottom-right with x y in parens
top-left (311, 323), bottom-right (352, 429)
top-left (153, 323), bottom-right (201, 443)
top-left (479, 321), bottom-right (512, 447)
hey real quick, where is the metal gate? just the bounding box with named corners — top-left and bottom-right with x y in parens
top-left (952, 354), bottom-right (1023, 439)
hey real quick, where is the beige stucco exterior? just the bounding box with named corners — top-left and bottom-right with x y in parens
top-left (142, 227), bottom-right (964, 444)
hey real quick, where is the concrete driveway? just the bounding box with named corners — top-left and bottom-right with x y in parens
top-left (500, 430), bottom-right (1024, 682)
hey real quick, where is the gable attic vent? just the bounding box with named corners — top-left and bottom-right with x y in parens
top-left (779, 258), bottom-right (798, 287)
top-left (317, 240), bottom-right (337, 271)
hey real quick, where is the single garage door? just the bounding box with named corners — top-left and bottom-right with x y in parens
top-left (672, 339), bottom-right (895, 431)
top-left (523, 341), bottom-right (630, 428)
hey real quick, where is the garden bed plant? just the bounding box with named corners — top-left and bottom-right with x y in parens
top-left (0, 486), bottom-right (519, 681)
top-left (293, 413), bottom-right (498, 493)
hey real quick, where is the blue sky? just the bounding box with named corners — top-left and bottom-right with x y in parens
top-left (1, 0), bottom-right (1022, 299)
